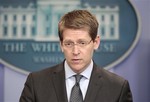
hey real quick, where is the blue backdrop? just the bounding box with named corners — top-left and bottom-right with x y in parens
top-left (0, 0), bottom-right (150, 102)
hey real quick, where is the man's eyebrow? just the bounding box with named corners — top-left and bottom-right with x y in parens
top-left (63, 39), bottom-right (73, 42)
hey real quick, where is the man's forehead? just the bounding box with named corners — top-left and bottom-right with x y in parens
top-left (63, 29), bottom-right (90, 36)
top-left (63, 38), bottom-right (90, 42)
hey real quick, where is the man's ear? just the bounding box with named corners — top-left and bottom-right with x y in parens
top-left (94, 35), bottom-right (100, 50)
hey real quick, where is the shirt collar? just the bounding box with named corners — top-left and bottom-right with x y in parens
top-left (65, 60), bottom-right (93, 80)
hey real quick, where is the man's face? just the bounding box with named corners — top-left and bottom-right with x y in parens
top-left (60, 28), bottom-right (100, 73)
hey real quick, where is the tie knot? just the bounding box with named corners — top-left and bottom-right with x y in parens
top-left (74, 74), bottom-right (83, 83)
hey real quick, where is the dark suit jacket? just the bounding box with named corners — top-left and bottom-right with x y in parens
top-left (20, 62), bottom-right (133, 102)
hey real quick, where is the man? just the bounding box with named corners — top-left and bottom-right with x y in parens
top-left (20, 10), bottom-right (133, 102)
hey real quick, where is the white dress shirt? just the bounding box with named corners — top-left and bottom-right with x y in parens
top-left (64, 60), bottom-right (93, 101)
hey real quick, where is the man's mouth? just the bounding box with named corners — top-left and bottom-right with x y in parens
top-left (71, 59), bottom-right (81, 63)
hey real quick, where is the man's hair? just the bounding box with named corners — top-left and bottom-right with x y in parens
top-left (58, 10), bottom-right (99, 42)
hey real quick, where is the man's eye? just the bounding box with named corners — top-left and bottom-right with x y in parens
top-left (66, 43), bottom-right (70, 45)
top-left (66, 43), bottom-right (71, 45)
top-left (79, 42), bottom-right (86, 45)
top-left (65, 42), bottom-right (73, 46)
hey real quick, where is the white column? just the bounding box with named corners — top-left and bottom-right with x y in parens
top-left (105, 13), bottom-right (110, 39)
top-left (8, 14), bottom-right (12, 39)
top-left (26, 14), bottom-right (31, 38)
top-left (114, 12), bottom-right (119, 40)
top-left (17, 14), bottom-right (22, 39)
top-left (52, 12), bottom-right (57, 35)
top-left (37, 5), bottom-right (45, 37)
top-left (0, 13), bottom-right (3, 38)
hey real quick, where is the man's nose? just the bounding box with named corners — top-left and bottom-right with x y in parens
top-left (72, 45), bottom-right (80, 55)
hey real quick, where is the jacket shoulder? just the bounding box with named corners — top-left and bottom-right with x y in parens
top-left (28, 62), bottom-right (64, 80)
top-left (95, 65), bottom-right (127, 86)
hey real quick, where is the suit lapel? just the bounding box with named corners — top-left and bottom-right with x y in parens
top-left (84, 64), bottom-right (103, 102)
top-left (52, 63), bottom-right (68, 102)
top-left (51, 62), bottom-right (104, 102)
